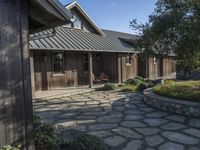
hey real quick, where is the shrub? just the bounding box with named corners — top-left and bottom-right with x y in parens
top-left (122, 85), bottom-right (138, 92)
top-left (164, 80), bottom-right (175, 85)
top-left (153, 81), bottom-right (200, 102)
top-left (101, 83), bottom-right (116, 91)
top-left (135, 76), bottom-right (144, 81)
top-left (33, 116), bottom-right (59, 150)
top-left (0, 145), bottom-right (21, 150)
top-left (118, 83), bottom-right (126, 87)
top-left (66, 134), bottom-right (110, 150)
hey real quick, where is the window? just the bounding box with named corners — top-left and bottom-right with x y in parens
top-left (53, 52), bottom-right (64, 74)
top-left (83, 54), bottom-right (88, 72)
top-left (72, 15), bottom-right (82, 29)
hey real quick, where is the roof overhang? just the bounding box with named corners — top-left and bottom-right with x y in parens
top-left (29, 0), bottom-right (72, 34)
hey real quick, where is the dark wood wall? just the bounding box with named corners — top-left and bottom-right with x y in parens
top-left (138, 56), bottom-right (176, 78)
top-left (0, 0), bottom-right (34, 149)
top-left (32, 51), bottom-right (139, 91)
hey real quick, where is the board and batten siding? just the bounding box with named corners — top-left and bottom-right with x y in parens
top-left (32, 51), bottom-right (139, 91)
top-left (0, 0), bottom-right (34, 149)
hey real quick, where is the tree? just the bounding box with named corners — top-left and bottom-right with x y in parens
top-left (130, 0), bottom-right (200, 73)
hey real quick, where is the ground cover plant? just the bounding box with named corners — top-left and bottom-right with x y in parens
top-left (33, 116), bottom-right (110, 150)
top-left (120, 76), bottom-right (155, 92)
top-left (96, 83), bottom-right (116, 91)
top-left (153, 80), bottom-right (200, 102)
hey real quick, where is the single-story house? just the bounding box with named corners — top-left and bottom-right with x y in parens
top-left (29, 1), bottom-right (176, 95)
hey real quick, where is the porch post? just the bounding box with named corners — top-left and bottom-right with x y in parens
top-left (30, 51), bottom-right (35, 98)
top-left (88, 53), bottom-right (93, 88)
top-left (0, 0), bottom-right (35, 149)
top-left (117, 54), bottom-right (122, 83)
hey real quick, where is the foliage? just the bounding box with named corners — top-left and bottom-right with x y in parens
top-left (122, 76), bottom-right (155, 92)
top-left (0, 145), bottom-right (21, 150)
top-left (164, 79), bottom-right (175, 85)
top-left (33, 116), bottom-right (59, 150)
top-left (130, 0), bottom-right (200, 73)
top-left (64, 134), bottom-right (111, 150)
top-left (153, 81), bottom-right (200, 102)
top-left (99, 83), bottom-right (116, 91)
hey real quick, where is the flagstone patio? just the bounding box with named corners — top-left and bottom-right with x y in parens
top-left (33, 90), bottom-right (200, 150)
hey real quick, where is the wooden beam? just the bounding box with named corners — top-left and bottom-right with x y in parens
top-left (88, 53), bottom-right (93, 88)
top-left (30, 51), bottom-right (35, 98)
top-left (0, 0), bottom-right (35, 149)
top-left (117, 55), bottom-right (122, 83)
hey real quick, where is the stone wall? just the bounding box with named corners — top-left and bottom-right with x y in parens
top-left (144, 88), bottom-right (200, 117)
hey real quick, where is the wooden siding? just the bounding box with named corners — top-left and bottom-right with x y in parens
top-left (32, 51), bottom-right (139, 90)
top-left (162, 57), bottom-right (176, 77)
top-left (0, 0), bottom-right (34, 149)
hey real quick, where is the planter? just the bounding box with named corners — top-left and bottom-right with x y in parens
top-left (144, 88), bottom-right (200, 117)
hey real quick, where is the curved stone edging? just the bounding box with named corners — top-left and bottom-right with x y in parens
top-left (143, 88), bottom-right (200, 117)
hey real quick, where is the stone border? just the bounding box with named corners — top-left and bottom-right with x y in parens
top-left (143, 88), bottom-right (200, 117)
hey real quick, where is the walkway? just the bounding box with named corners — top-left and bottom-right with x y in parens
top-left (33, 91), bottom-right (200, 150)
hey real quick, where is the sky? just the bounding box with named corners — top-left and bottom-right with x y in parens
top-left (60, 0), bottom-right (157, 34)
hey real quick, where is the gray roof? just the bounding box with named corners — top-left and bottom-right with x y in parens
top-left (29, 27), bottom-right (136, 53)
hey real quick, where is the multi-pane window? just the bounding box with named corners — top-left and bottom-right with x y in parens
top-left (72, 15), bottom-right (82, 29)
top-left (83, 54), bottom-right (88, 72)
top-left (53, 52), bottom-right (64, 74)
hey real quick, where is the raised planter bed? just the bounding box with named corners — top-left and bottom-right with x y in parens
top-left (144, 88), bottom-right (200, 117)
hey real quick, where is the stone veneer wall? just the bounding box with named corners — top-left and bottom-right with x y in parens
top-left (144, 88), bottom-right (200, 117)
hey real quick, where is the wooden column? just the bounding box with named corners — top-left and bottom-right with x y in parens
top-left (0, 0), bottom-right (35, 149)
top-left (30, 51), bottom-right (35, 98)
top-left (88, 53), bottom-right (93, 88)
top-left (117, 55), bottom-right (122, 83)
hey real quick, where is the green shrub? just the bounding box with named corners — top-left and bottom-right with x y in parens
top-left (66, 134), bottom-right (110, 150)
top-left (118, 83), bottom-right (126, 87)
top-left (0, 145), bottom-right (21, 150)
top-left (122, 85), bottom-right (138, 92)
top-left (164, 80), bottom-right (175, 85)
top-left (101, 83), bottom-right (116, 91)
top-left (153, 81), bottom-right (200, 102)
top-left (34, 116), bottom-right (59, 150)
top-left (135, 76), bottom-right (144, 81)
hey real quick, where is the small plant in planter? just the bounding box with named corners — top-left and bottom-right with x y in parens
top-left (0, 145), bottom-right (21, 150)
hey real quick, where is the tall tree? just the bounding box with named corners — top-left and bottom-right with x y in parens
top-left (131, 0), bottom-right (200, 73)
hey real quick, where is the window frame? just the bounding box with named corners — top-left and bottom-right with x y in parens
top-left (52, 51), bottom-right (65, 75)
top-left (72, 15), bottom-right (82, 30)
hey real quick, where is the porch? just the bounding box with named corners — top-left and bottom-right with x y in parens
top-left (33, 84), bottom-right (104, 101)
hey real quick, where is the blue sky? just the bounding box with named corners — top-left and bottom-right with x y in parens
top-left (60, 0), bottom-right (157, 34)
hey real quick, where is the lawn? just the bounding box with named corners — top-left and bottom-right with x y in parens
top-left (153, 80), bottom-right (200, 102)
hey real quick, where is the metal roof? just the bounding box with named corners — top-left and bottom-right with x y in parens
top-left (29, 27), bottom-right (136, 53)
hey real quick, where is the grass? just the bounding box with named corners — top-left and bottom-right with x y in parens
top-left (153, 80), bottom-right (200, 102)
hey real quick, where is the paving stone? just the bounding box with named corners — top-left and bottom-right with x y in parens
top-left (123, 140), bottom-right (142, 150)
top-left (71, 125), bottom-right (86, 132)
top-left (145, 135), bottom-right (164, 147)
top-left (125, 104), bottom-right (137, 109)
top-left (162, 131), bottom-right (199, 144)
top-left (97, 116), bottom-right (121, 123)
top-left (165, 115), bottom-right (185, 123)
top-left (112, 127), bottom-right (143, 139)
top-left (88, 130), bottom-right (113, 138)
top-left (104, 136), bottom-right (126, 147)
top-left (139, 107), bottom-right (155, 112)
top-left (57, 112), bottom-right (79, 119)
top-left (145, 112), bottom-right (169, 118)
top-left (135, 128), bottom-right (160, 136)
top-left (183, 128), bottom-right (200, 138)
top-left (188, 118), bottom-right (200, 128)
top-left (143, 118), bottom-right (168, 126)
top-left (159, 142), bottom-right (184, 150)
top-left (113, 106), bottom-right (126, 112)
top-left (160, 122), bottom-right (186, 130)
top-left (188, 147), bottom-right (200, 150)
top-left (86, 101), bottom-right (100, 105)
top-left (121, 121), bottom-right (147, 128)
top-left (125, 110), bottom-right (145, 115)
top-left (88, 123), bottom-right (118, 131)
top-left (124, 115), bottom-right (143, 120)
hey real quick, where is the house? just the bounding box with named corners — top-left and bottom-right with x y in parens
top-left (29, 1), bottom-right (176, 95)
top-left (29, 1), bottom-right (139, 95)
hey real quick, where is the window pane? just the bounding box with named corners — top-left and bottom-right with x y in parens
top-left (53, 52), bottom-right (64, 74)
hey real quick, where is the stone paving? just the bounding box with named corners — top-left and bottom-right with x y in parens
top-left (33, 91), bottom-right (200, 150)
